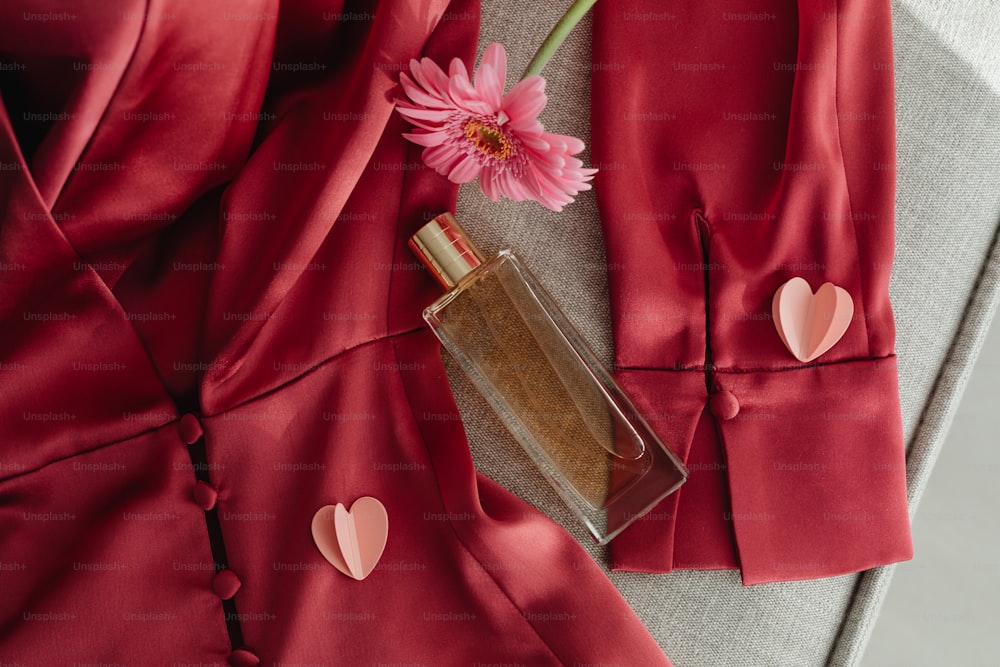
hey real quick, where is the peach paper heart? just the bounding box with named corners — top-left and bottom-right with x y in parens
top-left (772, 277), bottom-right (853, 362)
top-left (311, 497), bottom-right (388, 581)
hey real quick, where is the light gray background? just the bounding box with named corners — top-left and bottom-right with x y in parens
top-left (863, 319), bottom-right (1000, 666)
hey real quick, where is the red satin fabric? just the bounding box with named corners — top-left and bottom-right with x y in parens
top-left (0, 1), bottom-right (670, 664)
top-left (592, 0), bottom-right (913, 582)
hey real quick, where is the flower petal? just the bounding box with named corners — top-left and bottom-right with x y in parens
top-left (531, 170), bottom-right (571, 211)
top-left (448, 75), bottom-right (493, 116)
top-left (474, 63), bottom-right (503, 112)
top-left (502, 76), bottom-right (547, 123)
top-left (545, 132), bottom-right (586, 155)
top-left (479, 166), bottom-right (500, 201)
top-left (508, 117), bottom-right (544, 135)
top-left (447, 153), bottom-right (483, 183)
top-left (516, 131), bottom-right (550, 151)
top-left (423, 143), bottom-right (462, 174)
top-left (402, 130), bottom-right (450, 147)
top-left (513, 162), bottom-right (543, 201)
top-left (497, 168), bottom-right (528, 201)
top-left (479, 43), bottom-right (507, 91)
top-left (449, 57), bottom-right (470, 84)
top-left (525, 147), bottom-right (566, 170)
top-left (410, 58), bottom-right (449, 99)
top-left (399, 73), bottom-right (452, 109)
top-left (395, 106), bottom-right (453, 132)
top-left (395, 106), bottom-right (452, 123)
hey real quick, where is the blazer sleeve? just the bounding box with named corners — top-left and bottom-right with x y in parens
top-left (591, 0), bottom-right (912, 584)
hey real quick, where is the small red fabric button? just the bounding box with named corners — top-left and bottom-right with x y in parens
top-left (709, 390), bottom-right (740, 420)
top-left (212, 569), bottom-right (242, 600)
top-left (177, 413), bottom-right (203, 445)
top-left (228, 649), bottom-right (260, 667)
top-left (192, 481), bottom-right (218, 511)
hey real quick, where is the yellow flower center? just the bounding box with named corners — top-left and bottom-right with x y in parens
top-left (463, 118), bottom-right (513, 160)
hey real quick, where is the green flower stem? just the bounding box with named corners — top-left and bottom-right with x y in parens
top-left (521, 0), bottom-right (599, 80)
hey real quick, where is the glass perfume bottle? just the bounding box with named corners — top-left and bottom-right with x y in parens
top-left (410, 213), bottom-right (687, 544)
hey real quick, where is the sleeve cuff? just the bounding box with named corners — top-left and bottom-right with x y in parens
top-left (610, 355), bottom-right (913, 585)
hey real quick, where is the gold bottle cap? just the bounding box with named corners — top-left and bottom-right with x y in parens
top-left (409, 212), bottom-right (486, 290)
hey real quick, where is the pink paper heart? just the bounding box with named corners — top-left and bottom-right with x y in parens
top-left (311, 497), bottom-right (388, 580)
top-left (772, 277), bottom-right (854, 362)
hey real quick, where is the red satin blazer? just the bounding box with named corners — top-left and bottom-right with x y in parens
top-left (0, 1), bottom-right (669, 664)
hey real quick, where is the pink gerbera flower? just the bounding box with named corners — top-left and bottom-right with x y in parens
top-left (396, 43), bottom-right (597, 212)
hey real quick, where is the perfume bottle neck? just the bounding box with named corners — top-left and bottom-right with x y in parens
top-left (409, 212), bottom-right (486, 290)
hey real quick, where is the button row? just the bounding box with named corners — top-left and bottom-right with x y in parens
top-left (178, 414), bottom-right (258, 666)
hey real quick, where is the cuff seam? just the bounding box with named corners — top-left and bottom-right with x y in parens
top-left (617, 353), bottom-right (896, 375)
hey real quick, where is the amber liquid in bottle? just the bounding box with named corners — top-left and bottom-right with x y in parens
top-left (411, 213), bottom-right (686, 544)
